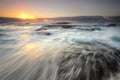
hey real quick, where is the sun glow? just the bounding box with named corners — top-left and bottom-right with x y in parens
top-left (18, 13), bottom-right (35, 19)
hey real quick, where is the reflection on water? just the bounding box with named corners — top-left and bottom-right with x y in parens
top-left (0, 24), bottom-right (120, 80)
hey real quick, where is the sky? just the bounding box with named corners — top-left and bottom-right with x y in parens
top-left (0, 0), bottom-right (120, 18)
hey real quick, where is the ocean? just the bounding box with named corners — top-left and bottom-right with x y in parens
top-left (0, 22), bottom-right (120, 80)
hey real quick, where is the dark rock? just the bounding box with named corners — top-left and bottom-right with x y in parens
top-left (55, 22), bottom-right (71, 24)
top-left (107, 24), bottom-right (117, 27)
top-left (35, 27), bottom-right (47, 31)
top-left (57, 44), bottom-right (120, 80)
top-left (37, 32), bottom-right (51, 35)
top-left (54, 22), bottom-right (72, 28)
top-left (43, 32), bottom-right (51, 35)
top-left (77, 27), bottom-right (101, 31)
top-left (62, 25), bottom-right (72, 28)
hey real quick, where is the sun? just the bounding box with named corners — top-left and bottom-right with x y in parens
top-left (18, 13), bottom-right (35, 20)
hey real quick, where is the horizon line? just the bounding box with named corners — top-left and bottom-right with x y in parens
top-left (0, 15), bottom-right (120, 19)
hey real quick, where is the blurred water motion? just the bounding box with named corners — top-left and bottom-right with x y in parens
top-left (0, 23), bottom-right (120, 80)
top-left (0, 42), bottom-right (65, 80)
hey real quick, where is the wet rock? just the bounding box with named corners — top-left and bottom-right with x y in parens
top-left (54, 22), bottom-right (72, 28)
top-left (76, 27), bottom-right (101, 31)
top-left (107, 24), bottom-right (117, 27)
top-left (57, 44), bottom-right (120, 80)
top-left (43, 32), bottom-right (51, 35)
top-left (55, 22), bottom-right (71, 24)
top-left (37, 32), bottom-right (51, 36)
top-left (62, 25), bottom-right (72, 28)
top-left (35, 27), bottom-right (47, 31)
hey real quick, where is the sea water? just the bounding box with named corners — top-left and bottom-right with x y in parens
top-left (0, 23), bottom-right (120, 80)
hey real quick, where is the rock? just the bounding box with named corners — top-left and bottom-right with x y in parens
top-left (35, 27), bottom-right (47, 31)
top-left (55, 22), bottom-right (71, 24)
top-left (43, 32), bottom-right (51, 35)
top-left (57, 44), bottom-right (120, 80)
top-left (77, 27), bottom-right (101, 31)
top-left (107, 24), bottom-right (117, 27)
top-left (54, 22), bottom-right (72, 28)
top-left (62, 25), bottom-right (72, 28)
top-left (37, 32), bottom-right (51, 36)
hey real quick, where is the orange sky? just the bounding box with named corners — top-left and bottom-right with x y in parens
top-left (0, 0), bottom-right (120, 18)
top-left (0, 1), bottom-right (52, 18)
